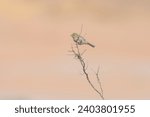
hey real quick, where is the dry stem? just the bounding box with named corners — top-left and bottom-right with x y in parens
top-left (70, 43), bottom-right (104, 99)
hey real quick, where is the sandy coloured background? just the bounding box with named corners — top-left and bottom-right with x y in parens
top-left (0, 0), bottom-right (150, 99)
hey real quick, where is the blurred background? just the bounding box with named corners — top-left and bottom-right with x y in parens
top-left (0, 0), bottom-right (150, 99)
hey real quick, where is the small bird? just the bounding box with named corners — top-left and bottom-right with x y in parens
top-left (71, 33), bottom-right (95, 48)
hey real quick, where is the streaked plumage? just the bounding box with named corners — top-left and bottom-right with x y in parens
top-left (71, 33), bottom-right (95, 48)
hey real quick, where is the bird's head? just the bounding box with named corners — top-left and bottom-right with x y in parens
top-left (71, 33), bottom-right (78, 38)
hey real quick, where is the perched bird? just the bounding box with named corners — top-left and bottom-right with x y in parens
top-left (71, 33), bottom-right (95, 48)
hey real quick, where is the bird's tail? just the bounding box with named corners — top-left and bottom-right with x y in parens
top-left (87, 42), bottom-right (95, 48)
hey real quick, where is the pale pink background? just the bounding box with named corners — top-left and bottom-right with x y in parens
top-left (0, 0), bottom-right (150, 99)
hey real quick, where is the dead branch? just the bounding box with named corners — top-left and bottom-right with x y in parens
top-left (70, 43), bottom-right (104, 99)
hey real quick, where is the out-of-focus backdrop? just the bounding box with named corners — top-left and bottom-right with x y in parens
top-left (0, 0), bottom-right (150, 99)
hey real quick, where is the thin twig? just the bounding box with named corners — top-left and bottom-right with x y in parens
top-left (96, 66), bottom-right (104, 96)
top-left (79, 24), bottom-right (83, 36)
top-left (70, 44), bottom-right (104, 99)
